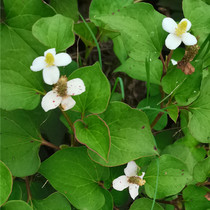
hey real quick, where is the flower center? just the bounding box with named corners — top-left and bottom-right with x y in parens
top-left (45, 53), bottom-right (55, 67)
top-left (175, 20), bottom-right (187, 37)
top-left (128, 176), bottom-right (146, 186)
top-left (55, 76), bottom-right (68, 97)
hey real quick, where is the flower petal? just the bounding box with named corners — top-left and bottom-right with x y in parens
top-left (54, 53), bottom-right (72, 66)
top-left (124, 161), bottom-right (138, 177)
top-left (41, 90), bottom-right (62, 112)
top-left (112, 175), bottom-right (129, 191)
top-left (44, 48), bottom-right (56, 57)
top-left (165, 34), bottom-right (182, 50)
top-left (162, 17), bottom-right (177, 34)
top-left (129, 184), bottom-right (139, 200)
top-left (30, 56), bottom-right (45, 71)
top-left (67, 78), bottom-right (86, 96)
top-left (139, 172), bottom-right (145, 179)
top-left (179, 18), bottom-right (191, 31)
top-left (43, 66), bottom-right (60, 85)
top-left (61, 96), bottom-right (76, 111)
top-left (171, 59), bottom-right (178, 65)
top-left (182, 33), bottom-right (197, 46)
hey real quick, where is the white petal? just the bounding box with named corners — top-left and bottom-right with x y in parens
top-left (124, 161), bottom-right (138, 177)
top-left (139, 172), bottom-right (145, 179)
top-left (44, 48), bottom-right (56, 57)
top-left (165, 34), bottom-right (182, 50)
top-left (171, 59), bottom-right (178, 65)
top-left (61, 96), bottom-right (76, 111)
top-left (43, 66), bottom-right (60, 85)
top-left (112, 175), bottom-right (129, 191)
top-left (162, 17), bottom-right (177, 34)
top-left (30, 56), bottom-right (45, 71)
top-left (182, 33), bottom-right (197, 46)
top-left (54, 53), bottom-right (72, 66)
top-left (129, 184), bottom-right (139, 200)
top-left (179, 18), bottom-right (191, 31)
top-left (67, 78), bottom-right (85, 96)
top-left (41, 90), bottom-right (62, 112)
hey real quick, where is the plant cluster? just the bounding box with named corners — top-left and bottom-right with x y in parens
top-left (0, 0), bottom-right (210, 210)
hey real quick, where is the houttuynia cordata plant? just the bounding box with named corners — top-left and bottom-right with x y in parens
top-left (0, 0), bottom-right (210, 209)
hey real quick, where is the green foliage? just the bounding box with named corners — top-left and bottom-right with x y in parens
top-left (32, 14), bottom-right (75, 52)
top-left (0, 161), bottom-right (13, 206)
top-left (32, 192), bottom-right (71, 210)
top-left (130, 198), bottom-right (164, 210)
top-left (1, 200), bottom-right (32, 210)
top-left (88, 102), bottom-right (158, 166)
top-left (39, 147), bottom-right (112, 210)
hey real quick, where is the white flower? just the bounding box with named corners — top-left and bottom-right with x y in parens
top-left (171, 59), bottom-right (178, 65)
top-left (30, 48), bottom-right (72, 85)
top-left (162, 18), bottom-right (197, 50)
top-left (41, 76), bottom-right (85, 112)
top-left (112, 161), bottom-right (146, 200)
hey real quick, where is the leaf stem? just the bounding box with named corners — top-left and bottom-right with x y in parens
top-left (25, 176), bottom-right (32, 203)
top-left (110, 77), bottom-right (125, 100)
top-left (160, 53), bottom-right (166, 78)
top-left (41, 138), bottom-right (60, 150)
top-left (166, 50), bottom-right (173, 69)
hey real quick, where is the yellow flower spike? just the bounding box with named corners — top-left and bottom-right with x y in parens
top-left (45, 53), bottom-right (55, 67)
top-left (175, 20), bottom-right (188, 37)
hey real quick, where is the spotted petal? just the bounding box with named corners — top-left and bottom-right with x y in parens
top-left (165, 33), bottom-right (182, 50)
top-left (162, 17), bottom-right (177, 34)
top-left (67, 78), bottom-right (86, 96)
top-left (112, 175), bottom-right (129, 191)
top-left (129, 184), bottom-right (139, 200)
top-left (44, 48), bottom-right (56, 57)
top-left (61, 96), bottom-right (76, 111)
top-left (54, 53), bottom-right (72, 66)
top-left (30, 56), bottom-right (45, 71)
top-left (43, 66), bottom-right (60, 85)
top-left (41, 90), bottom-right (62, 112)
top-left (182, 33), bottom-right (197, 46)
top-left (124, 161), bottom-right (138, 177)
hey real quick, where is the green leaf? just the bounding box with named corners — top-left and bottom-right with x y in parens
top-left (145, 154), bottom-right (192, 199)
top-left (1, 0), bottom-right (55, 110)
top-left (50, 0), bottom-right (79, 22)
top-left (100, 189), bottom-right (113, 210)
top-left (162, 61), bottom-right (202, 105)
top-left (89, 0), bottom-right (134, 27)
top-left (39, 147), bottom-right (110, 210)
top-left (88, 102), bottom-right (157, 166)
top-left (69, 62), bottom-right (111, 114)
top-left (8, 181), bottom-right (22, 201)
top-left (0, 108), bottom-right (46, 177)
top-left (1, 200), bottom-right (32, 210)
top-left (115, 58), bottom-right (163, 85)
top-left (74, 22), bottom-right (98, 47)
top-left (183, 0), bottom-right (210, 42)
top-left (193, 157), bottom-right (210, 183)
top-left (32, 14), bottom-right (75, 51)
top-left (130, 198), bottom-right (164, 210)
top-left (33, 192), bottom-right (71, 210)
top-left (74, 114), bottom-right (111, 161)
top-left (0, 161), bottom-right (13, 206)
top-left (91, 3), bottom-right (166, 62)
top-left (188, 74), bottom-right (210, 143)
top-left (137, 95), bottom-right (168, 131)
top-left (167, 105), bottom-right (179, 123)
top-left (183, 185), bottom-right (210, 210)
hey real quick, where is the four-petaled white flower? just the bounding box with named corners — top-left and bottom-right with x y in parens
top-left (112, 161), bottom-right (146, 200)
top-left (41, 76), bottom-right (85, 112)
top-left (162, 17), bottom-right (197, 50)
top-left (30, 48), bottom-right (72, 85)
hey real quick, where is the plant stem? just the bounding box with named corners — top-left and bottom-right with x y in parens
top-left (41, 138), bottom-right (60, 150)
top-left (25, 177), bottom-right (32, 203)
top-left (166, 50), bottom-right (173, 69)
top-left (160, 53), bottom-right (166, 77)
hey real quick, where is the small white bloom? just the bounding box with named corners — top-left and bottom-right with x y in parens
top-left (30, 48), bottom-right (72, 85)
top-left (171, 59), bottom-right (178, 65)
top-left (112, 161), bottom-right (146, 200)
top-left (162, 18), bottom-right (197, 50)
top-left (41, 76), bottom-right (85, 112)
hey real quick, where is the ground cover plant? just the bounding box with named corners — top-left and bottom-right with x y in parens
top-left (0, 0), bottom-right (210, 209)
